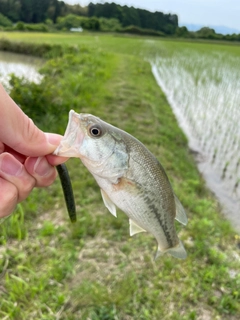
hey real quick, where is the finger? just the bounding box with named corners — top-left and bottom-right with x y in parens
top-left (0, 134), bottom-right (64, 164)
top-left (46, 134), bottom-right (69, 166)
top-left (25, 156), bottom-right (57, 187)
top-left (3, 145), bottom-right (26, 163)
top-left (0, 178), bottom-right (18, 218)
top-left (0, 153), bottom-right (36, 202)
top-left (0, 141), bottom-right (4, 154)
top-left (46, 154), bottom-right (69, 166)
top-left (0, 84), bottom-right (62, 156)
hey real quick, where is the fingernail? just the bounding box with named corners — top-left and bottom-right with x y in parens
top-left (34, 157), bottom-right (52, 176)
top-left (0, 154), bottom-right (23, 176)
top-left (45, 133), bottom-right (63, 147)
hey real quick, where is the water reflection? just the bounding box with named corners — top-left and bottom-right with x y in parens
top-left (0, 51), bottom-right (43, 91)
top-left (151, 49), bottom-right (240, 230)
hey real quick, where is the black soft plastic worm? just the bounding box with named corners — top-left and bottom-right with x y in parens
top-left (56, 163), bottom-right (76, 222)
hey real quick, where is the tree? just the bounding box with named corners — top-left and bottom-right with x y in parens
top-left (121, 5), bottom-right (140, 27)
top-left (0, 0), bottom-right (68, 24)
top-left (56, 14), bottom-right (100, 31)
top-left (99, 17), bottom-right (121, 31)
top-left (88, 2), bottom-right (178, 34)
top-left (0, 0), bottom-right (21, 22)
top-left (196, 27), bottom-right (218, 39)
top-left (175, 26), bottom-right (189, 37)
top-left (67, 3), bottom-right (87, 16)
top-left (57, 14), bottom-right (82, 29)
top-left (0, 13), bottom-right (12, 26)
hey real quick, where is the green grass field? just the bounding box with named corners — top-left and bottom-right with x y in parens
top-left (0, 32), bottom-right (240, 320)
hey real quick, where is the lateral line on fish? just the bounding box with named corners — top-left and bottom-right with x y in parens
top-left (148, 201), bottom-right (174, 247)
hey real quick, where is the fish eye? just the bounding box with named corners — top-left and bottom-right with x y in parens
top-left (89, 124), bottom-right (103, 137)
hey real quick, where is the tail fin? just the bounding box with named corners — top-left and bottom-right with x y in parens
top-left (155, 240), bottom-right (187, 260)
top-left (167, 240), bottom-right (187, 259)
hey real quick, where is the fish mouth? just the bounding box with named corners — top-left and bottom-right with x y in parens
top-left (54, 110), bottom-right (85, 157)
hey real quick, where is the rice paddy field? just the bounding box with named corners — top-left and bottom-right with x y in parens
top-left (0, 32), bottom-right (240, 320)
top-left (150, 41), bottom-right (240, 230)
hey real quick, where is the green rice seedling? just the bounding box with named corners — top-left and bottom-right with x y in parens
top-left (151, 40), bottom-right (240, 228)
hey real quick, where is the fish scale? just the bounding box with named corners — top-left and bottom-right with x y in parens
top-left (125, 138), bottom-right (177, 246)
top-left (54, 110), bottom-right (188, 259)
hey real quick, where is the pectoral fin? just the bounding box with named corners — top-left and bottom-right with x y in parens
top-left (174, 194), bottom-right (188, 226)
top-left (129, 219), bottom-right (146, 236)
top-left (100, 189), bottom-right (117, 217)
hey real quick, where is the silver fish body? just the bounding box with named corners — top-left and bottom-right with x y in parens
top-left (55, 110), bottom-right (188, 259)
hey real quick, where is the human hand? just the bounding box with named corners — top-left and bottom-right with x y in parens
top-left (0, 84), bottom-right (66, 218)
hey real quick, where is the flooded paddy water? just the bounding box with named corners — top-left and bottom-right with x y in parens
top-left (0, 51), bottom-right (42, 91)
top-left (151, 42), bottom-right (240, 231)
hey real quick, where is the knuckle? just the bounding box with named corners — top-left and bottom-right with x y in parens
top-left (0, 179), bottom-right (18, 216)
top-left (24, 117), bottom-right (38, 141)
top-left (36, 168), bottom-right (57, 187)
top-left (22, 178), bottom-right (36, 196)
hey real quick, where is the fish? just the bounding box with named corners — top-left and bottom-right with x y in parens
top-left (54, 110), bottom-right (188, 259)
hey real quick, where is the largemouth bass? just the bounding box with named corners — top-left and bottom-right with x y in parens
top-left (55, 110), bottom-right (188, 259)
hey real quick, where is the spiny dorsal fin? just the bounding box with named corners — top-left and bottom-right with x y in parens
top-left (174, 194), bottom-right (188, 226)
top-left (129, 219), bottom-right (146, 236)
top-left (100, 189), bottom-right (117, 217)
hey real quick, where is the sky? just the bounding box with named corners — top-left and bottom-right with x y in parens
top-left (64, 0), bottom-right (240, 32)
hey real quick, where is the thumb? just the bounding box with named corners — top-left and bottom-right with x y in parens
top-left (0, 84), bottom-right (60, 156)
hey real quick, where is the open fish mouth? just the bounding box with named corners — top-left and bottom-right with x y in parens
top-left (54, 110), bottom-right (85, 157)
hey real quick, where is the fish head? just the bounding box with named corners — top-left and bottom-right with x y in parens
top-left (54, 110), bottom-right (129, 179)
top-left (55, 110), bottom-right (115, 160)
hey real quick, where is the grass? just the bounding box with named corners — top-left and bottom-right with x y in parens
top-left (0, 32), bottom-right (240, 319)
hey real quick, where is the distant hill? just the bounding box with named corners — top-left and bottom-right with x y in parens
top-left (180, 23), bottom-right (240, 35)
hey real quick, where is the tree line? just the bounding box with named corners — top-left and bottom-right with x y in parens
top-left (0, 0), bottom-right (177, 34)
top-left (0, 0), bottom-right (87, 24)
top-left (0, 0), bottom-right (239, 41)
top-left (88, 2), bottom-right (178, 35)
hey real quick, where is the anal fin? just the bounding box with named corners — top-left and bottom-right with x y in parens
top-left (100, 189), bottom-right (117, 217)
top-left (129, 219), bottom-right (146, 236)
